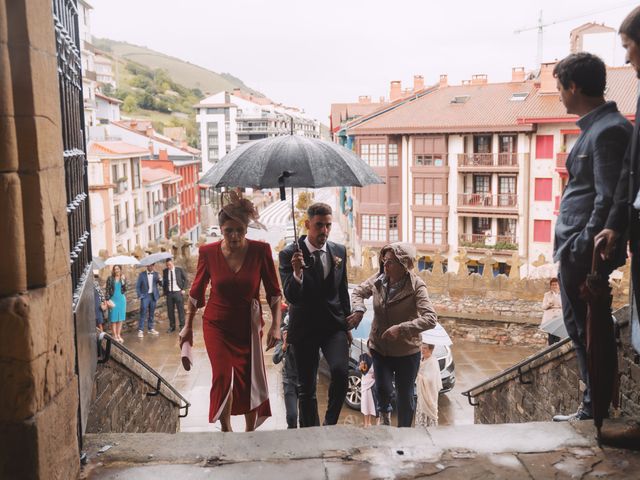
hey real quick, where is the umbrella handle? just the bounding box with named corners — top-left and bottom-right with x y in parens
top-left (591, 238), bottom-right (606, 275)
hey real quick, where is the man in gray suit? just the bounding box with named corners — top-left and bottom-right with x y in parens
top-left (552, 52), bottom-right (632, 422)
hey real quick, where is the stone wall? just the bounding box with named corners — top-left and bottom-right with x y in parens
top-left (439, 314), bottom-right (548, 348)
top-left (0, 2), bottom-right (81, 479)
top-left (470, 306), bottom-right (640, 424)
top-left (85, 341), bottom-right (181, 434)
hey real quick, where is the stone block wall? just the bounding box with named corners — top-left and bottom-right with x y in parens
top-left (471, 306), bottom-right (640, 424)
top-left (439, 315), bottom-right (548, 348)
top-left (85, 342), bottom-right (181, 434)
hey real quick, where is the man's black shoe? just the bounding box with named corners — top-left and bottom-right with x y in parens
top-left (167, 327), bottom-right (176, 333)
top-left (553, 406), bottom-right (593, 422)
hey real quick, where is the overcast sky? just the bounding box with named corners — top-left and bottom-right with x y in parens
top-left (90, 0), bottom-right (637, 122)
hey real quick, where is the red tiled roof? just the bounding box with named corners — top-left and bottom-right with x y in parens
top-left (88, 140), bottom-right (149, 157)
top-left (330, 102), bottom-right (387, 132)
top-left (111, 120), bottom-right (201, 156)
top-left (519, 66), bottom-right (638, 122)
top-left (349, 81), bottom-right (539, 134)
top-left (95, 92), bottom-right (123, 104)
top-left (141, 167), bottom-right (181, 184)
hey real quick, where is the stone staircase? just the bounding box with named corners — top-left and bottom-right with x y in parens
top-left (82, 421), bottom-right (640, 479)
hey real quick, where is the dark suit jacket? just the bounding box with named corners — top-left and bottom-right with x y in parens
top-left (554, 101), bottom-right (632, 267)
top-left (162, 266), bottom-right (187, 295)
top-left (607, 95), bottom-right (640, 254)
top-left (278, 236), bottom-right (351, 344)
top-left (136, 271), bottom-right (161, 301)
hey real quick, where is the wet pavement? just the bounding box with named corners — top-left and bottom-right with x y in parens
top-left (117, 313), bottom-right (536, 431)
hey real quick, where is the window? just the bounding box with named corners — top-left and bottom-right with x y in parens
top-left (414, 154), bottom-right (444, 166)
top-left (472, 217), bottom-right (491, 234)
top-left (451, 95), bottom-right (470, 104)
top-left (533, 220), bottom-right (552, 242)
top-left (207, 108), bottom-right (224, 115)
top-left (361, 214), bottom-right (386, 242)
top-left (498, 176), bottom-right (517, 206)
top-left (124, 201), bottom-right (130, 228)
top-left (413, 136), bottom-right (446, 167)
top-left (360, 142), bottom-right (386, 167)
top-left (388, 144), bottom-right (398, 166)
top-left (474, 135), bottom-right (492, 153)
top-left (510, 92), bottom-right (529, 101)
top-left (389, 215), bottom-right (399, 242)
top-left (499, 135), bottom-right (517, 153)
top-left (534, 178), bottom-right (553, 201)
top-left (414, 217), bottom-right (445, 244)
top-left (132, 160), bottom-right (141, 189)
top-left (413, 177), bottom-right (446, 205)
top-left (209, 147), bottom-right (219, 162)
top-left (111, 164), bottom-right (118, 182)
top-left (474, 175), bottom-right (491, 193)
top-left (536, 135), bottom-right (554, 159)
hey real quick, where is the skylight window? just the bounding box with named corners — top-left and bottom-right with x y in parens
top-left (451, 95), bottom-right (470, 104)
top-left (510, 92), bottom-right (529, 101)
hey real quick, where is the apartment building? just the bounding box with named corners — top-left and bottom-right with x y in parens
top-left (340, 65), bottom-right (636, 275)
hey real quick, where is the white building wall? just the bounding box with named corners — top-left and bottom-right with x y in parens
top-left (446, 134), bottom-right (464, 272)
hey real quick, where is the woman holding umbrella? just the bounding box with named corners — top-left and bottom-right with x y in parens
top-left (180, 193), bottom-right (282, 432)
top-left (106, 265), bottom-right (127, 343)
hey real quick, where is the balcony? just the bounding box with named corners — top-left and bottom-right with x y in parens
top-left (457, 193), bottom-right (518, 213)
top-left (115, 178), bottom-right (127, 195)
top-left (459, 233), bottom-right (518, 252)
top-left (556, 152), bottom-right (568, 175)
top-left (165, 196), bottom-right (178, 211)
top-left (153, 201), bottom-right (165, 217)
top-left (457, 153), bottom-right (526, 172)
top-left (135, 211), bottom-right (145, 226)
top-left (167, 225), bottom-right (180, 237)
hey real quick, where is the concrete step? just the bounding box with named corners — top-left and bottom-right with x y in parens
top-left (82, 421), bottom-right (640, 479)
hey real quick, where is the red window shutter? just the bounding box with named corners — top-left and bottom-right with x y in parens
top-left (536, 135), bottom-right (554, 159)
top-left (533, 220), bottom-right (552, 242)
top-left (534, 178), bottom-right (553, 201)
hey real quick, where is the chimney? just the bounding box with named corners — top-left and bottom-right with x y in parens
top-left (148, 141), bottom-right (154, 157)
top-left (159, 149), bottom-right (168, 161)
top-left (413, 75), bottom-right (425, 92)
top-left (145, 126), bottom-right (153, 137)
top-left (439, 74), bottom-right (448, 89)
top-left (471, 74), bottom-right (488, 85)
top-left (538, 62), bottom-right (557, 94)
top-left (358, 95), bottom-right (371, 104)
top-left (511, 67), bottom-right (526, 83)
top-left (390, 80), bottom-right (402, 102)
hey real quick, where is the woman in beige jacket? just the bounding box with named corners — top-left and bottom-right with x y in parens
top-left (348, 242), bottom-right (437, 427)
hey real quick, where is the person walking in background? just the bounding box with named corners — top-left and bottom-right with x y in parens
top-left (552, 52), bottom-right (632, 422)
top-left (94, 272), bottom-right (107, 333)
top-left (415, 339), bottom-right (443, 428)
top-left (136, 263), bottom-right (161, 338)
top-left (359, 352), bottom-right (377, 427)
top-left (273, 313), bottom-right (299, 429)
top-left (163, 258), bottom-right (188, 333)
top-left (278, 202), bottom-right (351, 427)
top-left (106, 265), bottom-right (127, 343)
top-left (350, 242), bottom-right (437, 427)
top-left (541, 278), bottom-right (563, 345)
top-left (180, 193), bottom-right (282, 432)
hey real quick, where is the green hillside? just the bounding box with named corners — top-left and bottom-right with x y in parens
top-left (93, 37), bottom-right (264, 97)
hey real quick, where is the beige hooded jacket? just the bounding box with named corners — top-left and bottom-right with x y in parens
top-left (351, 243), bottom-right (437, 357)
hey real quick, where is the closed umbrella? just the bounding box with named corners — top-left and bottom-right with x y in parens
top-left (199, 134), bottom-right (384, 241)
top-left (105, 255), bottom-right (139, 266)
top-left (139, 251), bottom-right (173, 266)
top-left (581, 239), bottom-right (619, 440)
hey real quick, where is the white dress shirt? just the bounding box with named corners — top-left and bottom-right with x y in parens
top-left (168, 268), bottom-right (182, 292)
top-left (294, 237), bottom-right (329, 283)
top-left (146, 272), bottom-right (154, 294)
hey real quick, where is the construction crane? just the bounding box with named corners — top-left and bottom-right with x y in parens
top-left (514, 2), bottom-right (637, 67)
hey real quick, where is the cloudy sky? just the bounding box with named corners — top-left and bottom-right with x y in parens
top-left (90, 0), bottom-right (636, 122)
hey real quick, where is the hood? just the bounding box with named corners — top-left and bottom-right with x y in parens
top-left (379, 242), bottom-right (416, 272)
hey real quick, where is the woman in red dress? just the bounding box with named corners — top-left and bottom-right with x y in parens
top-left (180, 194), bottom-right (282, 431)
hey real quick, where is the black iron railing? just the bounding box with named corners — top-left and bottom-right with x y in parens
top-left (54, 0), bottom-right (92, 305)
top-left (97, 332), bottom-right (190, 417)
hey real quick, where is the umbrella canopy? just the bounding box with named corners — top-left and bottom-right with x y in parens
top-left (199, 134), bottom-right (384, 190)
top-left (420, 323), bottom-right (453, 346)
top-left (92, 256), bottom-right (107, 269)
top-left (581, 240), bottom-right (619, 437)
top-left (105, 255), bottom-right (139, 266)
top-left (139, 251), bottom-right (173, 266)
top-left (539, 315), bottom-right (569, 339)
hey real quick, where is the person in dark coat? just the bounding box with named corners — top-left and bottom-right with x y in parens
top-left (278, 202), bottom-right (351, 427)
top-left (551, 52), bottom-right (632, 422)
top-left (594, 5), bottom-right (640, 449)
top-left (135, 264), bottom-right (162, 337)
top-left (273, 313), bottom-right (299, 429)
top-left (162, 258), bottom-right (188, 333)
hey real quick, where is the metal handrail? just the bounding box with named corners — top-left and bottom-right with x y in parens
top-left (97, 331), bottom-right (191, 418)
top-left (461, 311), bottom-right (628, 407)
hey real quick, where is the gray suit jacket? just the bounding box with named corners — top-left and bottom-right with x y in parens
top-left (554, 101), bottom-right (632, 267)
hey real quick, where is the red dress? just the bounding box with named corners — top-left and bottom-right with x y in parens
top-left (189, 240), bottom-right (282, 428)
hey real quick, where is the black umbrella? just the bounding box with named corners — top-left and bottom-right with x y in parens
top-left (199, 134), bottom-right (384, 241)
top-left (581, 239), bottom-right (619, 440)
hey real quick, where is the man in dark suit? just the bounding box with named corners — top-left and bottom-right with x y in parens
top-left (279, 202), bottom-right (351, 427)
top-left (594, 6), bottom-right (640, 448)
top-left (163, 258), bottom-right (188, 333)
top-left (552, 52), bottom-right (632, 422)
top-left (136, 263), bottom-right (162, 337)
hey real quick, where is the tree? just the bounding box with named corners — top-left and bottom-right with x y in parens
top-left (122, 95), bottom-right (137, 113)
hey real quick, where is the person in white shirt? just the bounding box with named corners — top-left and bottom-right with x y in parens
top-left (541, 278), bottom-right (563, 345)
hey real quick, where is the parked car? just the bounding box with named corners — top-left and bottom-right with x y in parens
top-left (320, 288), bottom-right (455, 410)
top-left (206, 225), bottom-right (221, 237)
